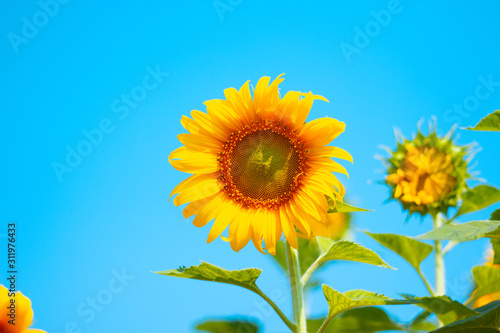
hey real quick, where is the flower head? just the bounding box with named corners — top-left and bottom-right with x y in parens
top-left (169, 75), bottom-right (351, 254)
top-left (473, 249), bottom-right (500, 308)
top-left (0, 285), bottom-right (46, 333)
top-left (384, 125), bottom-right (470, 216)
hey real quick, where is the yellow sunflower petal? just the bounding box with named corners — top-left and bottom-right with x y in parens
top-left (224, 87), bottom-right (253, 124)
top-left (228, 211), bottom-right (253, 252)
top-left (190, 110), bottom-right (228, 142)
top-left (178, 133), bottom-right (222, 153)
top-left (253, 76), bottom-right (271, 112)
top-left (286, 201), bottom-right (312, 237)
top-left (170, 172), bottom-right (217, 199)
top-left (300, 117), bottom-right (345, 147)
top-left (207, 202), bottom-right (240, 243)
top-left (1, 290), bottom-right (35, 331)
top-left (180, 115), bottom-right (201, 134)
top-left (279, 207), bottom-right (298, 249)
top-left (204, 99), bottom-right (243, 132)
top-left (169, 147), bottom-right (219, 174)
top-left (173, 177), bottom-right (221, 206)
top-left (309, 146), bottom-right (353, 163)
top-left (308, 158), bottom-right (349, 178)
top-left (192, 194), bottom-right (224, 227)
top-left (294, 191), bottom-right (322, 221)
top-left (182, 194), bottom-right (217, 219)
top-left (263, 212), bottom-right (282, 255)
top-left (251, 211), bottom-right (266, 254)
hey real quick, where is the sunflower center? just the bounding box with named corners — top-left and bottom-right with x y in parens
top-left (231, 130), bottom-right (301, 200)
top-left (218, 120), bottom-right (307, 210)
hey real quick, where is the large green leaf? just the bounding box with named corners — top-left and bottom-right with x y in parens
top-left (492, 210), bottom-right (500, 265)
top-left (416, 220), bottom-right (500, 242)
top-left (430, 301), bottom-right (500, 332)
top-left (365, 232), bottom-right (433, 271)
top-left (471, 266), bottom-right (500, 301)
top-left (463, 110), bottom-right (500, 131)
top-left (316, 240), bottom-right (393, 269)
top-left (195, 319), bottom-right (260, 333)
top-left (155, 261), bottom-right (261, 293)
top-left (301, 240), bottom-right (393, 286)
top-left (455, 185), bottom-right (500, 218)
top-left (402, 295), bottom-right (479, 325)
top-left (307, 307), bottom-right (406, 333)
top-left (409, 311), bottom-right (437, 332)
top-left (491, 238), bottom-right (500, 266)
top-left (492, 209), bottom-right (500, 221)
top-left (322, 286), bottom-right (413, 324)
top-left (328, 198), bottom-right (372, 213)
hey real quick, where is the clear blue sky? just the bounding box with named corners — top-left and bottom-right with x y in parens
top-left (1, 1), bottom-right (499, 332)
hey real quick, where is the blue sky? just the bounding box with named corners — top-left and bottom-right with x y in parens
top-left (1, 1), bottom-right (500, 332)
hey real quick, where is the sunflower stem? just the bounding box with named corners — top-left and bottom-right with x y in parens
top-left (433, 213), bottom-right (446, 327)
top-left (285, 240), bottom-right (307, 333)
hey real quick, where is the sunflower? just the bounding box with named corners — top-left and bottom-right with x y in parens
top-left (169, 75), bottom-right (352, 254)
top-left (0, 285), bottom-right (46, 333)
top-left (473, 250), bottom-right (500, 308)
top-left (384, 126), bottom-right (469, 216)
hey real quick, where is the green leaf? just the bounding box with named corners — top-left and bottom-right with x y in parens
top-left (410, 311), bottom-right (437, 331)
top-left (322, 286), bottom-right (413, 322)
top-left (317, 240), bottom-right (393, 269)
top-left (430, 301), bottom-right (500, 332)
top-left (463, 110), bottom-right (500, 131)
top-left (492, 209), bottom-right (500, 221)
top-left (411, 320), bottom-right (437, 331)
top-left (416, 220), bottom-right (500, 242)
top-left (402, 295), bottom-right (479, 325)
top-left (471, 266), bottom-right (500, 301)
top-left (301, 240), bottom-right (393, 286)
top-left (316, 236), bottom-right (336, 254)
top-left (455, 185), bottom-right (500, 218)
top-left (155, 261), bottom-right (261, 293)
top-left (491, 210), bottom-right (500, 265)
top-left (491, 240), bottom-right (500, 267)
top-left (328, 198), bottom-right (372, 213)
top-left (491, 238), bottom-right (500, 266)
top-left (195, 319), bottom-right (260, 333)
top-left (308, 307), bottom-right (406, 333)
top-left (365, 232), bottom-right (433, 272)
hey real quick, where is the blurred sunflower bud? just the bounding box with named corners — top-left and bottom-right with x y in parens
top-left (383, 123), bottom-right (470, 216)
top-left (473, 249), bottom-right (500, 308)
top-left (311, 212), bottom-right (350, 240)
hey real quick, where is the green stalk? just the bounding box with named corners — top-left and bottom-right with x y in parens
top-left (433, 213), bottom-right (446, 327)
top-left (285, 240), bottom-right (307, 333)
